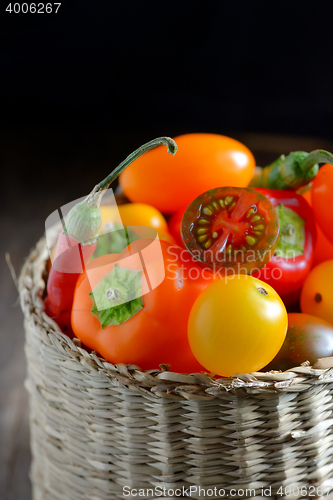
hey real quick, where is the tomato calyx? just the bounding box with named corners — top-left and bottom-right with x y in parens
top-left (181, 187), bottom-right (280, 274)
top-left (89, 264), bottom-right (144, 327)
top-left (274, 204), bottom-right (305, 259)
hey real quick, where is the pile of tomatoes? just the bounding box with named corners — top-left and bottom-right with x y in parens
top-left (62, 133), bottom-right (333, 377)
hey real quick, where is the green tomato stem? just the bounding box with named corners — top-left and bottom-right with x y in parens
top-left (299, 149), bottom-right (333, 174)
top-left (250, 149), bottom-right (333, 190)
top-left (65, 137), bottom-right (177, 243)
top-left (86, 136), bottom-right (178, 207)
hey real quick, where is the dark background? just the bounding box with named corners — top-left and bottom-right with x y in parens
top-left (1, 2), bottom-right (333, 499)
top-left (1, 1), bottom-right (333, 138)
top-left (1, 1), bottom-right (333, 215)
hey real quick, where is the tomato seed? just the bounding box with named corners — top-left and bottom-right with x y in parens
top-left (203, 207), bottom-right (213, 216)
top-left (225, 196), bottom-right (233, 205)
top-left (245, 235), bottom-right (257, 246)
top-left (251, 215), bottom-right (261, 222)
top-left (198, 235), bottom-right (209, 243)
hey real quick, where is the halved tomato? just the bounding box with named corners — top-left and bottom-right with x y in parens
top-left (181, 187), bottom-right (280, 275)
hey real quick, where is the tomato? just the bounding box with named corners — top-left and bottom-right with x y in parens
top-left (100, 203), bottom-right (168, 232)
top-left (71, 240), bottom-right (216, 373)
top-left (181, 186), bottom-right (280, 274)
top-left (168, 208), bottom-right (186, 248)
top-left (254, 188), bottom-right (317, 297)
top-left (311, 164), bottom-right (333, 244)
top-left (312, 225), bottom-right (333, 267)
top-left (188, 275), bottom-right (288, 377)
top-left (300, 185), bottom-right (333, 266)
top-left (119, 133), bottom-right (256, 214)
top-left (300, 260), bottom-right (333, 324)
top-left (264, 313), bottom-right (333, 372)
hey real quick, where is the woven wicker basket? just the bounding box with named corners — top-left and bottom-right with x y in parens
top-left (20, 227), bottom-right (333, 500)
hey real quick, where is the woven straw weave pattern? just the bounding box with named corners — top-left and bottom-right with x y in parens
top-left (19, 234), bottom-right (333, 500)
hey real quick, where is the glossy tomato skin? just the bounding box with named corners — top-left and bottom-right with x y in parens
top-left (188, 275), bottom-right (288, 377)
top-left (264, 313), bottom-right (333, 371)
top-left (71, 240), bottom-right (215, 373)
top-left (300, 260), bottom-right (333, 324)
top-left (311, 164), bottom-right (333, 244)
top-left (254, 188), bottom-right (317, 297)
top-left (119, 133), bottom-right (255, 214)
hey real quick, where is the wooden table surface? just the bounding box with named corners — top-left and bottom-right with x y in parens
top-left (1, 129), bottom-right (333, 500)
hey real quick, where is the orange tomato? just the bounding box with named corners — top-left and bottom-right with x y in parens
top-left (311, 164), bottom-right (333, 244)
top-left (300, 260), bottom-right (333, 324)
top-left (71, 240), bottom-right (216, 373)
top-left (119, 133), bottom-right (256, 214)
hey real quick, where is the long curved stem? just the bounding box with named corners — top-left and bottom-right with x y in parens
top-left (86, 137), bottom-right (177, 206)
top-left (299, 149), bottom-right (333, 173)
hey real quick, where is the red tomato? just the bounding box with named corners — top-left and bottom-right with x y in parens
top-left (119, 133), bottom-right (255, 214)
top-left (301, 185), bottom-right (333, 266)
top-left (181, 186), bottom-right (280, 275)
top-left (311, 164), bottom-right (333, 244)
top-left (168, 208), bottom-right (186, 248)
top-left (71, 240), bottom-right (216, 373)
top-left (312, 225), bottom-right (333, 267)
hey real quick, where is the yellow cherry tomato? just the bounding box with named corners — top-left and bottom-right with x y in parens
top-left (188, 275), bottom-right (288, 377)
top-left (100, 203), bottom-right (168, 232)
top-left (300, 260), bottom-right (333, 324)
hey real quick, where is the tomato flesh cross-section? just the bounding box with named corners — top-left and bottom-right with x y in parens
top-left (181, 187), bottom-right (280, 275)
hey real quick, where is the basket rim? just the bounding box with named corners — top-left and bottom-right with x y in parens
top-left (19, 229), bottom-right (333, 399)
